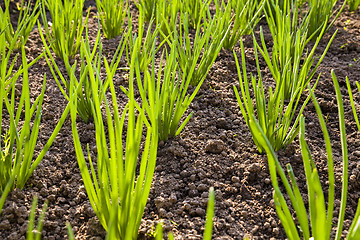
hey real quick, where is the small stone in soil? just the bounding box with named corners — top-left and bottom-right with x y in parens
top-left (205, 140), bottom-right (225, 154)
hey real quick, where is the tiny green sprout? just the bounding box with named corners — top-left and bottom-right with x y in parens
top-left (324, 113), bottom-right (330, 124)
top-left (340, 43), bottom-right (348, 49)
top-left (147, 225), bottom-right (156, 238)
top-left (170, 220), bottom-right (178, 227)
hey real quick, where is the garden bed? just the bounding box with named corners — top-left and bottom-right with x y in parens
top-left (1, 1), bottom-right (360, 239)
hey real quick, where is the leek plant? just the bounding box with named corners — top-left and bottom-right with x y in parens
top-left (0, 46), bottom-right (69, 214)
top-left (0, 1), bottom-right (43, 91)
top-left (0, 0), bottom-right (40, 49)
top-left (133, 0), bottom-right (157, 21)
top-left (41, 0), bottom-right (90, 60)
top-left (250, 70), bottom-right (360, 240)
top-left (233, 40), bottom-right (315, 153)
top-left (127, 10), bottom-right (165, 72)
top-left (182, 0), bottom-right (211, 29)
top-left (258, 0), bottom-right (337, 100)
top-left (70, 31), bottom-right (158, 239)
top-left (346, 77), bottom-right (360, 132)
top-left (176, 10), bottom-right (230, 86)
top-left (348, 0), bottom-right (360, 11)
top-left (40, 24), bottom-right (129, 123)
top-left (306, 0), bottom-right (345, 40)
top-left (213, 0), bottom-right (265, 50)
top-left (96, 0), bottom-right (128, 39)
top-left (156, 0), bottom-right (180, 41)
top-left (128, 30), bottom-right (201, 141)
top-left (0, 23), bottom-right (22, 90)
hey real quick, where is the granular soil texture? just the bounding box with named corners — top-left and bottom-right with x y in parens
top-left (1, 1), bottom-right (360, 239)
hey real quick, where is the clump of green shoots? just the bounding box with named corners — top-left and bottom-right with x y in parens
top-left (0, 46), bottom-right (68, 214)
top-left (40, 24), bottom-right (128, 123)
top-left (258, 0), bottom-right (337, 100)
top-left (127, 9), bottom-right (166, 72)
top-left (251, 70), bottom-right (360, 240)
top-left (41, 0), bottom-right (90, 60)
top-left (233, 40), bottom-right (315, 153)
top-left (70, 29), bottom-right (158, 239)
top-left (346, 77), bottom-right (360, 132)
top-left (176, 9), bottom-right (230, 86)
top-left (183, 0), bottom-right (210, 29)
top-left (348, 0), bottom-right (360, 12)
top-left (96, 0), bottom-right (128, 39)
top-left (213, 0), bottom-right (265, 50)
top-left (128, 29), bottom-right (201, 141)
top-left (156, 0), bottom-right (180, 41)
top-left (0, 0), bottom-right (40, 49)
top-left (133, 0), bottom-right (157, 21)
top-left (306, 0), bottom-right (345, 40)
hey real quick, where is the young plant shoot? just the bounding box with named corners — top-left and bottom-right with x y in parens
top-left (40, 24), bottom-right (129, 123)
top-left (96, 0), bottom-right (128, 39)
top-left (133, 0), bottom-right (157, 21)
top-left (306, 0), bottom-right (345, 40)
top-left (250, 70), bottom-right (360, 240)
top-left (0, 46), bottom-right (69, 214)
top-left (233, 40), bottom-right (315, 153)
top-left (183, 0), bottom-right (211, 29)
top-left (346, 77), bottom-right (360, 132)
top-left (213, 0), bottom-right (265, 50)
top-left (70, 33), bottom-right (158, 239)
top-left (127, 30), bottom-right (201, 141)
top-left (127, 9), bottom-right (166, 72)
top-left (41, 0), bottom-right (90, 60)
top-left (348, 0), bottom-right (360, 12)
top-left (258, 0), bottom-right (337, 100)
top-left (176, 9), bottom-right (230, 86)
top-left (26, 196), bottom-right (48, 240)
top-left (0, 0), bottom-right (41, 49)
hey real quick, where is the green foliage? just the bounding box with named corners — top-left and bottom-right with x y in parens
top-left (27, 196), bottom-right (48, 240)
top-left (41, 0), bottom-right (90, 60)
top-left (346, 77), bottom-right (360, 132)
top-left (127, 30), bottom-right (200, 141)
top-left (40, 25), bottom-right (128, 123)
top-left (259, 0), bottom-right (337, 100)
top-left (0, 46), bottom-right (68, 214)
top-left (250, 70), bottom-right (360, 240)
top-left (233, 40), bottom-right (315, 153)
top-left (70, 28), bottom-right (158, 239)
top-left (348, 0), bottom-right (360, 11)
top-left (182, 0), bottom-right (210, 29)
top-left (156, 0), bottom-right (180, 41)
top-left (176, 10), bottom-right (230, 86)
top-left (96, 0), bottom-right (128, 39)
top-left (127, 10), bottom-right (165, 72)
top-left (306, 0), bottom-right (345, 40)
top-left (0, 0), bottom-right (40, 49)
top-left (133, 0), bottom-right (157, 21)
top-left (214, 0), bottom-right (265, 50)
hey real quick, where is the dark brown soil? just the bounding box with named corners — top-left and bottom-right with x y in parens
top-left (1, 1), bottom-right (360, 239)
